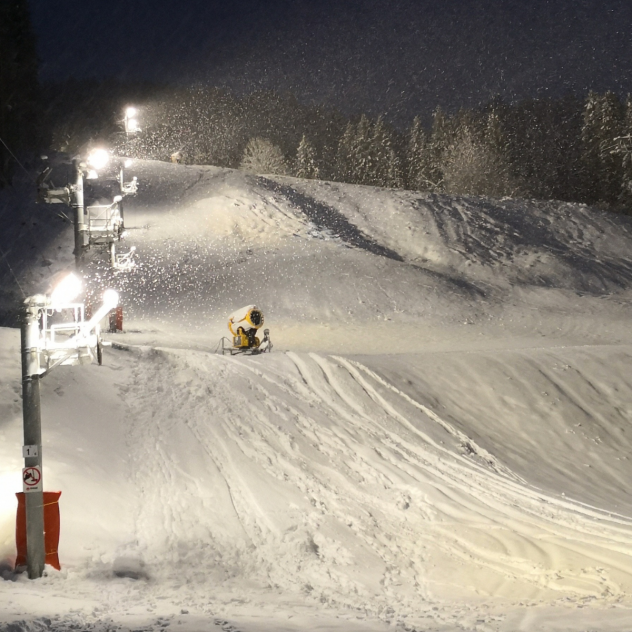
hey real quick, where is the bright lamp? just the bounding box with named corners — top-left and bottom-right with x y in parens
top-left (87, 148), bottom-right (109, 170)
top-left (102, 289), bottom-right (119, 311)
top-left (50, 273), bottom-right (82, 306)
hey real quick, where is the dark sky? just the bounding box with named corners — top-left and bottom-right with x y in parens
top-left (27, 0), bottom-right (632, 123)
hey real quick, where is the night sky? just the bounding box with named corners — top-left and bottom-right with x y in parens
top-left (28, 0), bottom-right (632, 123)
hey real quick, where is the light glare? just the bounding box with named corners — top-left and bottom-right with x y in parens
top-left (87, 148), bottom-right (109, 170)
top-left (102, 289), bottom-right (119, 310)
top-left (126, 107), bottom-right (137, 118)
top-left (50, 273), bottom-right (82, 306)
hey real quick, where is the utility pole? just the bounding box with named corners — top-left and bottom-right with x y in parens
top-left (21, 297), bottom-right (45, 579)
top-left (18, 277), bottom-right (120, 579)
top-left (72, 159), bottom-right (85, 268)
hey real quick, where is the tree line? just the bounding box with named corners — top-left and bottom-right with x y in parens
top-left (2, 0), bottom-right (631, 213)
top-left (106, 88), bottom-right (632, 213)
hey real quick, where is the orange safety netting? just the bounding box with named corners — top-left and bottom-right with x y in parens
top-left (15, 491), bottom-right (62, 571)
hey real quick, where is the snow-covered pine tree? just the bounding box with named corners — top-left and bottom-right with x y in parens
top-left (240, 137), bottom-right (288, 175)
top-left (581, 92), bottom-right (604, 203)
top-left (427, 107), bottom-right (450, 190)
top-left (619, 95), bottom-right (632, 208)
top-left (335, 115), bottom-right (402, 187)
top-left (581, 91), bottom-right (625, 206)
top-left (334, 115), bottom-right (376, 185)
top-left (334, 122), bottom-right (356, 183)
top-left (351, 114), bottom-right (374, 184)
top-left (407, 116), bottom-right (436, 191)
top-left (370, 116), bottom-right (403, 188)
top-left (295, 134), bottom-right (320, 179)
top-left (483, 110), bottom-right (518, 196)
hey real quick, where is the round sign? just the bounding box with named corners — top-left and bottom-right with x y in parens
top-left (23, 466), bottom-right (41, 487)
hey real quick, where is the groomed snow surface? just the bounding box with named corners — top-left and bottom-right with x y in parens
top-left (2, 161), bottom-right (632, 631)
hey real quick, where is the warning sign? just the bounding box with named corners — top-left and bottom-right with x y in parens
top-left (23, 466), bottom-right (42, 493)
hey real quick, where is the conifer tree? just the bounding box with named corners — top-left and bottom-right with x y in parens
top-left (427, 108), bottom-right (450, 190)
top-left (335, 122), bottom-right (356, 183)
top-left (334, 115), bottom-right (403, 188)
top-left (295, 134), bottom-right (320, 179)
top-left (407, 116), bottom-right (437, 191)
top-left (483, 110), bottom-right (517, 195)
top-left (581, 91), bottom-right (625, 205)
top-left (370, 116), bottom-right (402, 188)
top-left (352, 114), bottom-right (374, 184)
top-left (620, 95), bottom-right (632, 207)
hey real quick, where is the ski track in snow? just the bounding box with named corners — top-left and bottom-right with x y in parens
top-left (4, 161), bottom-right (632, 631)
top-left (84, 342), bottom-right (632, 630)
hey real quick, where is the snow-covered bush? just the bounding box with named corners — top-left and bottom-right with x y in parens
top-left (240, 137), bottom-right (289, 175)
top-left (441, 124), bottom-right (518, 198)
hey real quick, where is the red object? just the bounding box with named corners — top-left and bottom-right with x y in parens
top-left (115, 305), bottom-right (123, 331)
top-left (108, 306), bottom-right (123, 333)
top-left (15, 491), bottom-right (62, 571)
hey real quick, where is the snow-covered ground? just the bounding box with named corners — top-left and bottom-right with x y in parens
top-left (2, 160), bottom-right (632, 631)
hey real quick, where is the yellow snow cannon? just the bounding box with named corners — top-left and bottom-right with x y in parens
top-left (228, 305), bottom-right (265, 351)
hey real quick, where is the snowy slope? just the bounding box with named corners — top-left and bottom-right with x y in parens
top-left (2, 161), bottom-right (632, 632)
top-left (90, 162), bottom-right (632, 352)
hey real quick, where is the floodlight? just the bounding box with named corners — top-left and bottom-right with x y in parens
top-left (126, 107), bottom-right (137, 118)
top-left (50, 273), bottom-right (82, 307)
top-left (87, 148), bottom-right (110, 170)
top-left (127, 119), bottom-right (139, 132)
top-left (102, 289), bottom-right (119, 310)
top-left (83, 289), bottom-right (120, 332)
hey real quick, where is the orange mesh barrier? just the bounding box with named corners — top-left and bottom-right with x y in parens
top-left (15, 491), bottom-right (62, 571)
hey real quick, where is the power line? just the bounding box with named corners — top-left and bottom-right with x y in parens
top-left (0, 135), bottom-right (30, 176)
top-left (0, 243), bottom-right (26, 299)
